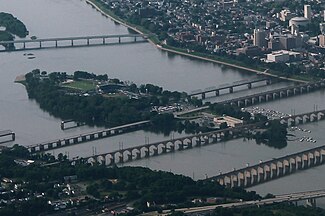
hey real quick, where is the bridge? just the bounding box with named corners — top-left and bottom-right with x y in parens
top-left (280, 109), bottom-right (325, 127)
top-left (148, 189), bottom-right (325, 215)
top-left (72, 123), bottom-right (262, 165)
top-left (189, 77), bottom-right (272, 99)
top-left (72, 108), bottom-right (325, 166)
top-left (27, 120), bottom-right (150, 153)
top-left (218, 79), bottom-right (325, 108)
top-left (0, 130), bottom-right (15, 143)
top-left (0, 34), bottom-right (149, 52)
top-left (208, 142), bottom-right (325, 188)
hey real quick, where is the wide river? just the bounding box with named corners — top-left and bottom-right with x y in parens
top-left (1, 0), bottom-right (325, 205)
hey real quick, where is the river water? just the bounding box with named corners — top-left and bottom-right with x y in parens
top-left (0, 0), bottom-right (325, 205)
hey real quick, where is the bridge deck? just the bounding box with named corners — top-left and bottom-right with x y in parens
top-left (28, 120), bottom-right (150, 149)
top-left (0, 130), bottom-right (13, 137)
top-left (190, 77), bottom-right (269, 96)
top-left (0, 34), bottom-right (147, 44)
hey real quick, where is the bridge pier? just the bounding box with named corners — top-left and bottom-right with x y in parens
top-left (118, 37), bottom-right (121, 43)
top-left (306, 198), bottom-right (317, 207)
top-left (39, 41), bottom-right (42, 48)
top-left (201, 93), bottom-right (205, 99)
top-left (55, 40), bottom-right (58, 47)
top-left (247, 83), bottom-right (252, 89)
top-left (215, 90), bottom-right (219, 96)
top-left (229, 87), bottom-right (233, 93)
top-left (103, 38), bottom-right (105, 44)
top-left (134, 36), bottom-right (137, 42)
top-left (23, 42), bottom-right (26, 49)
top-left (127, 153), bottom-right (132, 162)
top-left (71, 40), bottom-right (74, 46)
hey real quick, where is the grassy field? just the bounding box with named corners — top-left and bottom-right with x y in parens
top-left (62, 80), bottom-right (96, 91)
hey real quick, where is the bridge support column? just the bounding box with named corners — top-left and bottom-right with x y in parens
top-left (103, 38), bottom-right (105, 44)
top-left (145, 148), bottom-right (149, 157)
top-left (119, 154), bottom-right (123, 163)
top-left (55, 40), bottom-right (58, 47)
top-left (215, 90), bottom-right (219, 96)
top-left (153, 148), bottom-right (158, 156)
top-left (89, 134), bottom-right (95, 140)
top-left (71, 40), bottom-right (74, 46)
top-left (11, 133), bottom-right (15, 141)
top-left (39, 41), bottom-right (42, 48)
top-left (229, 87), bottom-right (233, 93)
top-left (48, 143), bottom-right (53, 149)
top-left (201, 93), bottom-right (205, 99)
top-left (118, 37), bottom-right (121, 43)
top-left (135, 151), bottom-right (141, 159)
top-left (127, 153), bottom-right (132, 162)
top-left (23, 42), bottom-right (26, 49)
top-left (134, 36), bottom-right (137, 42)
top-left (39, 145), bottom-right (45, 151)
top-left (110, 155), bottom-right (115, 165)
top-left (56, 140), bottom-right (62, 148)
top-left (247, 83), bottom-right (252, 89)
top-left (73, 137), bottom-right (79, 144)
top-left (87, 39), bottom-right (89, 45)
top-left (64, 139), bottom-right (70, 146)
top-left (266, 79), bottom-right (271, 85)
top-left (306, 198), bottom-right (316, 207)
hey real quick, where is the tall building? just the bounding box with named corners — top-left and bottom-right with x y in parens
top-left (304, 5), bottom-right (311, 20)
top-left (253, 29), bottom-right (267, 48)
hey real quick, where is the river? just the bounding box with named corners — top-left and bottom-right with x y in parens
top-left (0, 0), bottom-right (325, 206)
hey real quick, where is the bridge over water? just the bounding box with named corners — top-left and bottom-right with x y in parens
top-left (208, 141), bottom-right (325, 188)
top-left (72, 123), bottom-right (262, 165)
top-left (218, 79), bottom-right (325, 108)
top-left (154, 189), bottom-right (325, 215)
top-left (0, 34), bottom-right (149, 52)
top-left (190, 76), bottom-right (272, 99)
top-left (0, 130), bottom-right (15, 143)
top-left (27, 120), bottom-right (150, 153)
top-left (72, 109), bottom-right (325, 174)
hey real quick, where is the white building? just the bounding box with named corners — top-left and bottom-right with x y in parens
top-left (267, 50), bottom-right (301, 63)
top-left (304, 5), bottom-right (311, 20)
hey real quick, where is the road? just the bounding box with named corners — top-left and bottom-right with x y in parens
top-left (142, 189), bottom-right (325, 215)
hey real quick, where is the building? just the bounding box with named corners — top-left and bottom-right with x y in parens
top-left (279, 35), bottom-right (301, 50)
top-left (320, 35), bottom-right (325, 48)
top-left (253, 29), bottom-right (267, 48)
top-left (267, 50), bottom-right (301, 63)
top-left (320, 23), bottom-right (325, 35)
top-left (236, 46), bottom-right (262, 56)
top-left (304, 5), bottom-right (311, 20)
top-left (279, 9), bottom-right (294, 22)
top-left (289, 17), bottom-right (309, 28)
top-left (213, 116), bottom-right (243, 128)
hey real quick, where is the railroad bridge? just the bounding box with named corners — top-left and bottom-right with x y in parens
top-left (73, 124), bottom-right (261, 166)
top-left (0, 34), bottom-right (149, 52)
top-left (27, 120), bottom-right (150, 153)
top-left (189, 77), bottom-right (271, 99)
top-left (280, 109), bottom-right (325, 127)
top-left (208, 144), bottom-right (325, 188)
top-left (219, 79), bottom-right (325, 107)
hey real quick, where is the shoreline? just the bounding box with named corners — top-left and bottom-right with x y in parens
top-left (86, 0), bottom-right (307, 84)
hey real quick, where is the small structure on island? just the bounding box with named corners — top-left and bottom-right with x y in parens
top-left (96, 83), bottom-right (126, 94)
top-left (213, 115), bottom-right (243, 128)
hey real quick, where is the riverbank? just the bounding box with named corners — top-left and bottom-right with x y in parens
top-left (86, 0), bottom-right (308, 84)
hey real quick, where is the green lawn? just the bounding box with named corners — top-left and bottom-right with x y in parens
top-left (62, 80), bottom-right (96, 91)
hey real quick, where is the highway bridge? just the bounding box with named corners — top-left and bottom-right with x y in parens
top-left (151, 189), bottom-right (325, 215)
top-left (189, 77), bottom-right (272, 99)
top-left (0, 34), bottom-right (149, 52)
